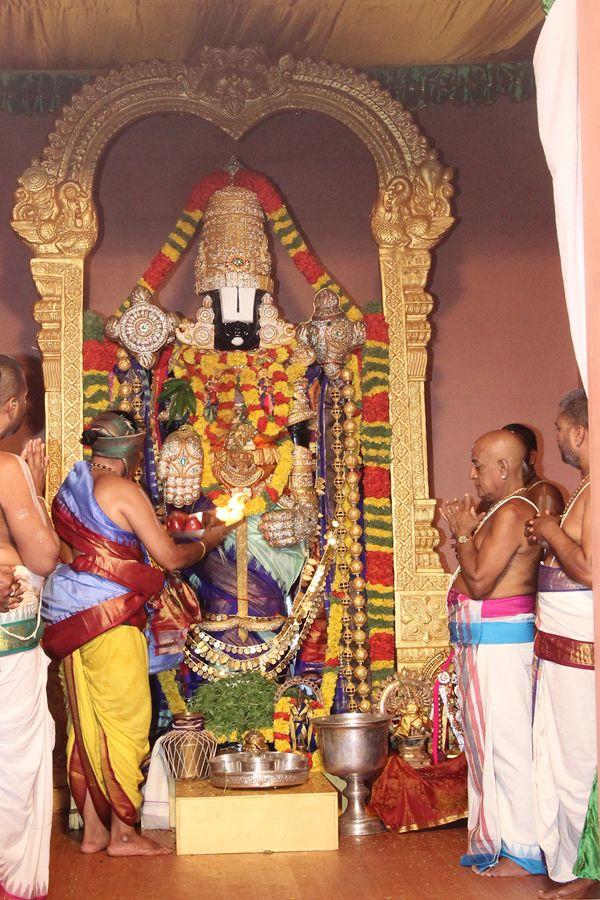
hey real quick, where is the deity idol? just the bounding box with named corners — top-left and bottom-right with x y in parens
top-left (107, 170), bottom-right (365, 685)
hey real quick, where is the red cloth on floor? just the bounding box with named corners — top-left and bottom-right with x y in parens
top-left (368, 753), bottom-right (468, 832)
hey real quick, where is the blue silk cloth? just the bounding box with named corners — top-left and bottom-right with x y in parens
top-left (186, 514), bottom-right (305, 655)
top-left (42, 462), bottom-right (143, 626)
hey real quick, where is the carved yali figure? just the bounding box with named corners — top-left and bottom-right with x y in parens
top-left (296, 288), bottom-right (365, 380)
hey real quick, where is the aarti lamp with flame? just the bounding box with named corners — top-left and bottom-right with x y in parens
top-left (214, 490), bottom-right (249, 526)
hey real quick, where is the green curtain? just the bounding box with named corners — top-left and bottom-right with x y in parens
top-left (0, 63), bottom-right (535, 116)
top-left (0, 71), bottom-right (93, 115)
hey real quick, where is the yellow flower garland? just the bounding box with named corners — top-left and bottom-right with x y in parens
top-left (170, 340), bottom-right (306, 517)
top-left (176, 342), bottom-right (305, 445)
top-left (157, 669), bottom-right (186, 715)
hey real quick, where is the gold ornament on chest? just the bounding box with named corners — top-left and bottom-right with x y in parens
top-left (211, 391), bottom-right (278, 491)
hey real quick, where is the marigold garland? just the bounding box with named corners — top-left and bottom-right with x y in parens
top-left (273, 696), bottom-right (293, 752)
top-left (173, 342), bottom-right (305, 445)
top-left (157, 669), bottom-right (186, 715)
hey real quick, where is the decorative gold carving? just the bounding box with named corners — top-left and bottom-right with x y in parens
top-left (106, 287), bottom-right (178, 369)
top-left (376, 242), bottom-right (451, 671)
top-left (157, 425), bottom-right (204, 508)
top-left (12, 169), bottom-right (97, 257)
top-left (176, 295), bottom-right (215, 350)
top-left (370, 153), bottom-right (454, 250)
top-left (287, 378), bottom-right (316, 427)
top-left (296, 289), bottom-right (366, 379)
top-left (12, 46), bottom-right (456, 677)
top-left (195, 184), bottom-right (273, 293)
top-left (30, 259), bottom-right (84, 500)
top-left (258, 293), bottom-right (295, 348)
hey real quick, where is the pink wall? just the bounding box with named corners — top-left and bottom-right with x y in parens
top-left (0, 95), bottom-right (579, 568)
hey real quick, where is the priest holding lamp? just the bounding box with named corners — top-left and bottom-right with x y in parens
top-left (41, 411), bottom-right (233, 856)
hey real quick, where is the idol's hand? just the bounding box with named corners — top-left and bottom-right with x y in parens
top-left (21, 438), bottom-right (48, 497)
top-left (525, 512), bottom-right (558, 549)
top-left (0, 566), bottom-right (22, 613)
top-left (259, 503), bottom-right (318, 548)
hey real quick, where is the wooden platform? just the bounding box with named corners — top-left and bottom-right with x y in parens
top-left (174, 772), bottom-right (338, 855)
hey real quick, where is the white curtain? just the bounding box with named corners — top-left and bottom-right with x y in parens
top-left (534, 0), bottom-right (587, 389)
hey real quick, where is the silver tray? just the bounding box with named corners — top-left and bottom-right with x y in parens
top-left (209, 751), bottom-right (310, 790)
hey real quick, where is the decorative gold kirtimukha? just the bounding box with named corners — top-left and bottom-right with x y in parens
top-left (212, 392), bottom-right (277, 491)
top-left (157, 425), bottom-right (204, 507)
top-left (297, 289), bottom-right (366, 379)
top-left (194, 185), bottom-right (273, 293)
top-left (105, 285), bottom-right (179, 369)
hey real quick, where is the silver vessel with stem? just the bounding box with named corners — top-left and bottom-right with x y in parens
top-left (314, 712), bottom-right (389, 835)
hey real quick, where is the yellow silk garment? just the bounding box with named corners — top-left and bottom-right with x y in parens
top-left (63, 626), bottom-right (150, 827)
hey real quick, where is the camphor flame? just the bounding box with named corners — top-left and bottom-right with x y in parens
top-left (215, 490), bottom-right (247, 525)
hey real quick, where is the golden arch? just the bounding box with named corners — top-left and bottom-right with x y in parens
top-left (11, 47), bottom-right (454, 670)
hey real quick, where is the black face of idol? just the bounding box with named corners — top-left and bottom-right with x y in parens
top-left (212, 289), bottom-right (262, 351)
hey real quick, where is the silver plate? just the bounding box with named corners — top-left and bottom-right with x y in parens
top-left (209, 751), bottom-right (310, 790)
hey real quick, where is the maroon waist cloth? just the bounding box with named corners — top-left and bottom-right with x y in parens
top-left (535, 630), bottom-right (595, 670)
top-left (42, 498), bottom-right (164, 660)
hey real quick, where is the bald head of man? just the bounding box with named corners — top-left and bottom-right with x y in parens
top-left (470, 429), bottom-right (528, 504)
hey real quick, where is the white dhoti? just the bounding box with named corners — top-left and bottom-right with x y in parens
top-left (0, 569), bottom-right (54, 900)
top-left (449, 589), bottom-right (545, 873)
top-left (534, 580), bottom-right (596, 884)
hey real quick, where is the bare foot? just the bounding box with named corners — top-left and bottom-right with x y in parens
top-left (80, 835), bottom-right (109, 854)
top-left (107, 832), bottom-right (172, 857)
top-left (480, 859), bottom-right (535, 877)
top-left (538, 879), bottom-right (597, 899)
top-left (80, 796), bottom-right (110, 853)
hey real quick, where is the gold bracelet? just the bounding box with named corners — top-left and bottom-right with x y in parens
top-left (198, 540), bottom-right (207, 561)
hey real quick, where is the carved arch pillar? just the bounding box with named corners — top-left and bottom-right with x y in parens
top-left (379, 247), bottom-right (450, 667)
